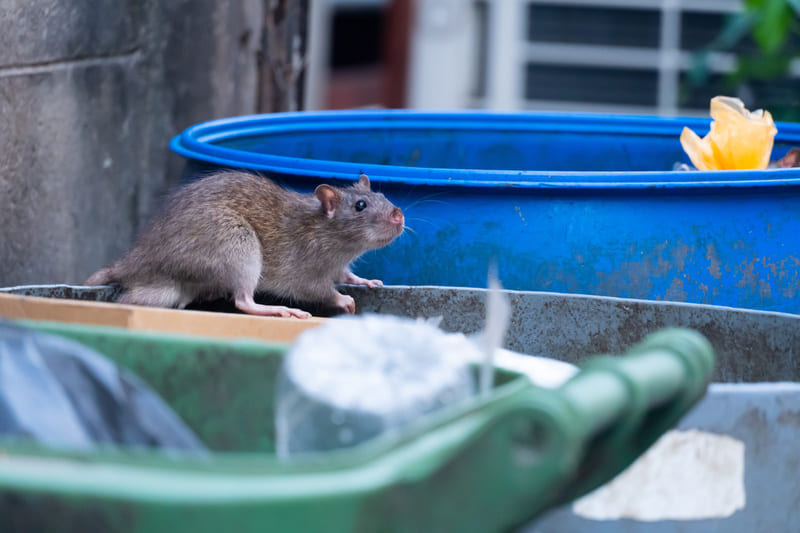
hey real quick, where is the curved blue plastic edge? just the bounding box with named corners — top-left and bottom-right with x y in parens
top-left (169, 110), bottom-right (800, 190)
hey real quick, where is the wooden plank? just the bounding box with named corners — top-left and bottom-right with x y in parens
top-left (0, 293), bottom-right (325, 343)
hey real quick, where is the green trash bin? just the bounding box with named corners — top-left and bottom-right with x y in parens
top-left (0, 320), bottom-right (713, 533)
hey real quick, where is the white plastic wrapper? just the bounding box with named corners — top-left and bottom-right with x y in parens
top-left (492, 348), bottom-right (578, 389)
top-left (275, 314), bottom-right (480, 458)
top-left (274, 310), bottom-right (580, 459)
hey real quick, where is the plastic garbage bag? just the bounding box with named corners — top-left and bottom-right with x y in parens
top-left (0, 321), bottom-right (207, 453)
top-left (275, 273), bottom-right (579, 460)
top-left (274, 317), bottom-right (580, 459)
top-left (275, 314), bottom-right (478, 458)
top-left (680, 96), bottom-right (777, 171)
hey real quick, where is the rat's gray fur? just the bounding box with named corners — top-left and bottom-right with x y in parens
top-left (86, 171), bottom-right (404, 317)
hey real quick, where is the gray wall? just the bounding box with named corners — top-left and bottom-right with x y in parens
top-left (0, 1), bottom-right (263, 285)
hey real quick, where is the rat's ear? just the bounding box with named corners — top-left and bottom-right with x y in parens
top-left (356, 173), bottom-right (370, 190)
top-left (315, 184), bottom-right (340, 218)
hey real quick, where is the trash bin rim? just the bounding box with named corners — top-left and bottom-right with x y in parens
top-left (169, 109), bottom-right (800, 191)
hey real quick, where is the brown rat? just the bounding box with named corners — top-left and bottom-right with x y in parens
top-left (770, 148), bottom-right (800, 168)
top-left (85, 171), bottom-right (404, 318)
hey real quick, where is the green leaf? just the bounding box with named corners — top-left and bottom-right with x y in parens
top-left (786, 0), bottom-right (800, 14)
top-left (736, 54), bottom-right (792, 79)
top-left (752, 0), bottom-right (793, 54)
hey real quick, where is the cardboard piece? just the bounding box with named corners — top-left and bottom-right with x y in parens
top-left (0, 293), bottom-right (326, 343)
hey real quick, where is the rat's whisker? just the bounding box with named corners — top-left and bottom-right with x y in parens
top-left (402, 192), bottom-right (449, 211)
top-left (405, 216), bottom-right (440, 230)
top-left (402, 225), bottom-right (418, 236)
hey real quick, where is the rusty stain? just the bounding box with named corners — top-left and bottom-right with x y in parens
top-left (665, 276), bottom-right (688, 301)
top-left (735, 258), bottom-right (759, 290)
top-left (579, 232), bottom-right (799, 311)
top-left (514, 206), bottom-right (528, 225)
top-left (758, 279), bottom-right (773, 299)
top-left (673, 243), bottom-right (689, 272)
top-left (705, 242), bottom-right (722, 280)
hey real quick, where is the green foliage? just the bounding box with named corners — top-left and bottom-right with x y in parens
top-left (749, 0), bottom-right (795, 54)
top-left (686, 0), bottom-right (800, 121)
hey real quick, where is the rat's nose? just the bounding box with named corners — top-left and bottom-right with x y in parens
top-left (390, 207), bottom-right (404, 226)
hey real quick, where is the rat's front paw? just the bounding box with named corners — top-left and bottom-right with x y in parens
top-left (334, 292), bottom-right (356, 314)
top-left (341, 271), bottom-right (383, 288)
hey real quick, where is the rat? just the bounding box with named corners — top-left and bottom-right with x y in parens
top-left (770, 148), bottom-right (800, 168)
top-left (85, 171), bottom-right (404, 319)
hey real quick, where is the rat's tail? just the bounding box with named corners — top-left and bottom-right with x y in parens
top-left (84, 266), bottom-right (117, 286)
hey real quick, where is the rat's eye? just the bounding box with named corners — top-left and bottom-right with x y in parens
top-left (355, 200), bottom-right (367, 212)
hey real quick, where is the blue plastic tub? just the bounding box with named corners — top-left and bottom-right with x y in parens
top-left (170, 110), bottom-right (800, 313)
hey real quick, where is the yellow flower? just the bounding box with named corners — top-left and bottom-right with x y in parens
top-left (680, 96), bottom-right (777, 171)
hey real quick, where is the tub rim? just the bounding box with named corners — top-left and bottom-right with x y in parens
top-left (169, 110), bottom-right (800, 190)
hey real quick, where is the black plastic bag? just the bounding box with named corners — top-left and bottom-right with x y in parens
top-left (0, 321), bottom-right (207, 453)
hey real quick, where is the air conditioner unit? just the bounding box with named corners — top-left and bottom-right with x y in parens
top-left (405, 0), bottom-right (798, 115)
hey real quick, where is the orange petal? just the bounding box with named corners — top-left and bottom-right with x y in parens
top-left (680, 127), bottom-right (715, 171)
top-left (680, 96), bottom-right (777, 171)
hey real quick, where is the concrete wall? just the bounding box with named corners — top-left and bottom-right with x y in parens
top-left (0, 1), bottom-right (263, 285)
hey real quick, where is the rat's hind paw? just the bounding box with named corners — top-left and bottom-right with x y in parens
top-left (235, 292), bottom-right (312, 319)
top-left (333, 292), bottom-right (356, 314)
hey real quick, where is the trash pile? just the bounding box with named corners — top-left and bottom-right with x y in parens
top-left (0, 321), bottom-right (206, 454)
